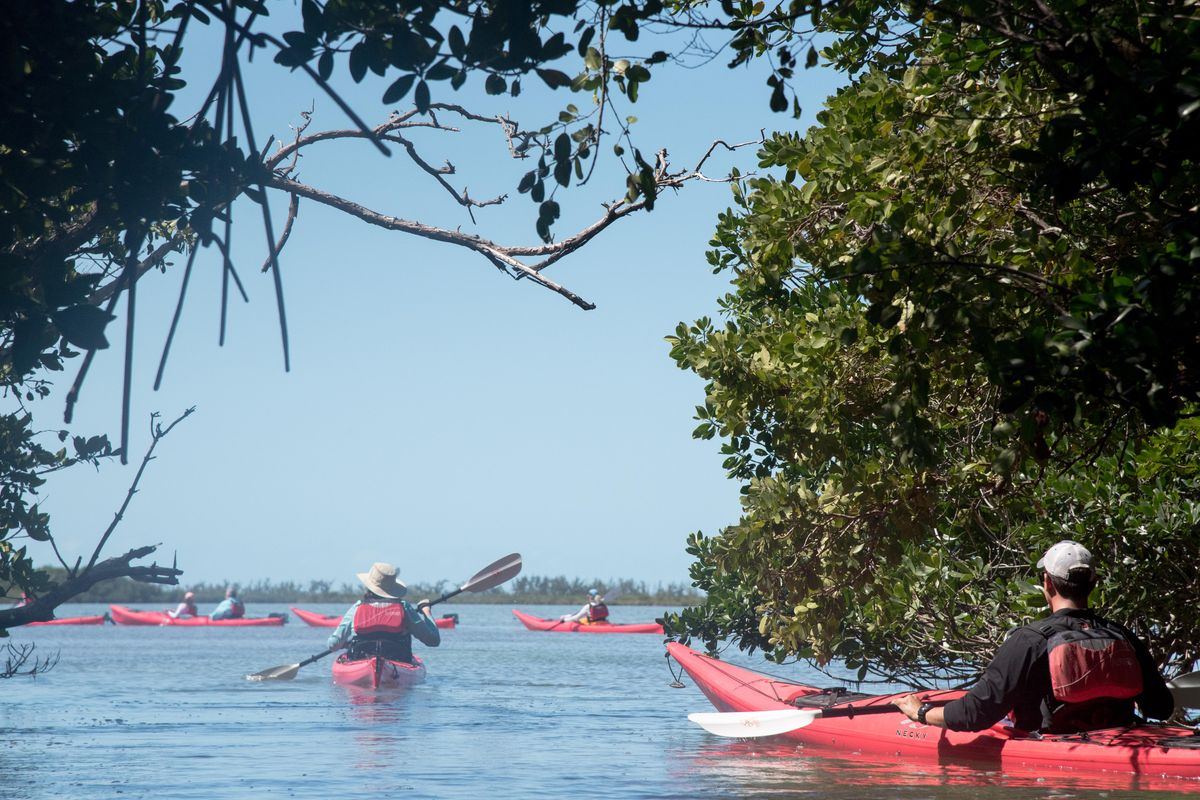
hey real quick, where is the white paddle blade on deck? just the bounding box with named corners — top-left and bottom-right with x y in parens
top-left (687, 708), bottom-right (821, 738)
top-left (1167, 671), bottom-right (1200, 708)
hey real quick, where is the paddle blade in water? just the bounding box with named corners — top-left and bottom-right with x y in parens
top-left (687, 709), bottom-right (820, 738)
top-left (245, 663), bottom-right (300, 682)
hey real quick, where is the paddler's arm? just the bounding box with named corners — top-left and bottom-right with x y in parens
top-left (408, 600), bottom-right (441, 647)
top-left (325, 604), bottom-right (358, 650)
top-left (1122, 624), bottom-right (1174, 720)
top-left (893, 694), bottom-right (947, 728)
top-left (900, 629), bottom-right (1042, 732)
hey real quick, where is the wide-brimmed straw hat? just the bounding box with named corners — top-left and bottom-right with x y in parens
top-left (357, 562), bottom-right (407, 599)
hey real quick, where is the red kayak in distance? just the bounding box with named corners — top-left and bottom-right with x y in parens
top-left (290, 607), bottom-right (458, 629)
top-left (667, 641), bottom-right (1200, 786)
top-left (512, 608), bottom-right (664, 634)
top-left (109, 604), bottom-right (286, 627)
top-left (26, 614), bottom-right (111, 626)
top-left (332, 654), bottom-right (426, 689)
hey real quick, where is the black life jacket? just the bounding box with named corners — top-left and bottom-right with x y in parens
top-left (1035, 615), bottom-right (1143, 733)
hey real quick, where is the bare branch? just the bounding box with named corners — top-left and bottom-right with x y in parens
top-left (85, 407), bottom-right (196, 572)
top-left (0, 544), bottom-right (183, 631)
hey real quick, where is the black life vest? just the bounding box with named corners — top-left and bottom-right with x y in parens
top-left (587, 602), bottom-right (609, 623)
top-left (1036, 616), bottom-right (1143, 732)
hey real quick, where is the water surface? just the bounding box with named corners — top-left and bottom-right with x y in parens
top-left (4, 603), bottom-right (1197, 799)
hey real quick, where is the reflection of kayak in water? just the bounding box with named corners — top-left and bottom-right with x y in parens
top-left (290, 606), bottom-right (457, 629)
top-left (668, 641), bottom-right (1200, 783)
top-left (332, 653), bottom-right (426, 689)
top-left (109, 604), bottom-right (286, 626)
top-left (511, 608), bottom-right (664, 634)
top-left (27, 614), bottom-right (111, 626)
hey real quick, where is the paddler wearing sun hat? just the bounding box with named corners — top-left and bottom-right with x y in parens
top-left (326, 562), bottom-right (440, 663)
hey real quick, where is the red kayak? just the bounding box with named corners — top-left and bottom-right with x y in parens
top-left (291, 606), bottom-right (457, 629)
top-left (512, 608), bottom-right (664, 634)
top-left (332, 654), bottom-right (426, 689)
top-left (27, 614), bottom-right (110, 626)
top-left (109, 604), bottom-right (286, 627)
top-left (668, 641), bottom-right (1200, 783)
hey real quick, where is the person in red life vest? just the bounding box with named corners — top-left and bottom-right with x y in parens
top-left (168, 591), bottom-right (198, 619)
top-left (560, 588), bottom-right (610, 624)
top-left (326, 562), bottom-right (440, 663)
top-left (893, 540), bottom-right (1174, 734)
top-left (209, 586), bottom-right (245, 620)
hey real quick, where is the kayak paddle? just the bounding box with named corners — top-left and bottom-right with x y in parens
top-left (688, 701), bottom-right (947, 738)
top-left (246, 552), bottom-right (522, 681)
top-left (1168, 670), bottom-right (1200, 708)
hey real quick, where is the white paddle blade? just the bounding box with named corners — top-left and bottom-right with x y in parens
top-left (1167, 676), bottom-right (1200, 708)
top-left (687, 708), bottom-right (820, 738)
top-left (1167, 669), bottom-right (1200, 690)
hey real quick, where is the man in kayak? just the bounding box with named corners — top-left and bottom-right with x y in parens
top-left (327, 562), bottom-right (440, 663)
top-left (168, 591), bottom-right (198, 619)
top-left (894, 540), bottom-right (1174, 734)
top-left (560, 588), bottom-right (609, 624)
top-left (209, 586), bottom-right (246, 620)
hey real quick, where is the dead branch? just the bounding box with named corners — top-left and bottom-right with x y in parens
top-left (265, 130), bottom-right (762, 309)
top-left (85, 407), bottom-right (196, 572)
top-left (2, 643), bottom-right (59, 678)
top-left (0, 544), bottom-right (182, 631)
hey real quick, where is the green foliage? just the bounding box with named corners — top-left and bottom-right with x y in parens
top-left (665, 0), bottom-right (1200, 683)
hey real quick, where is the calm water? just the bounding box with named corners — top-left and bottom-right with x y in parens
top-left (4, 603), bottom-right (1197, 799)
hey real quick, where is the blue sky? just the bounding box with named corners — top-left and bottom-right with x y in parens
top-left (25, 12), bottom-right (846, 591)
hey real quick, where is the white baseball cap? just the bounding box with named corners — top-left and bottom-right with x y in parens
top-left (1037, 540), bottom-right (1095, 580)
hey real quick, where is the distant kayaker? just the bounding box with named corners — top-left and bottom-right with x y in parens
top-left (168, 591), bottom-right (198, 619)
top-left (893, 540), bottom-right (1174, 734)
top-left (327, 562), bottom-right (440, 663)
top-left (560, 588), bottom-right (609, 624)
top-left (209, 586), bottom-right (246, 620)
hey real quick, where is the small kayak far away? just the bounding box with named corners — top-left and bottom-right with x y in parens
top-left (290, 607), bottom-right (458, 629)
top-left (667, 641), bottom-right (1200, 786)
top-left (27, 614), bottom-right (111, 626)
top-left (511, 608), bottom-right (664, 635)
top-left (109, 604), bottom-right (287, 627)
top-left (332, 654), bottom-right (426, 689)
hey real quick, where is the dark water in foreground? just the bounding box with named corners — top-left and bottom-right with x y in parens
top-left (3, 604), bottom-right (1197, 799)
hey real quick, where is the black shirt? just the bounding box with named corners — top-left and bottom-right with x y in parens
top-left (942, 608), bottom-right (1175, 733)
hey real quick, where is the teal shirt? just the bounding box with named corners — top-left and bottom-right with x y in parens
top-left (209, 597), bottom-right (244, 620)
top-left (326, 600), bottom-right (441, 650)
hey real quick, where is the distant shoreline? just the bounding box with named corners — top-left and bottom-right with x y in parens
top-left (11, 571), bottom-right (704, 607)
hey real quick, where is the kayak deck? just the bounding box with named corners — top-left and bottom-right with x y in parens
top-left (512, 608), bottom-right (664, 634)
top-left (332, 654), bottom-right (426, 689)
top-left (667, 641), bottom-right (1200, 783)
